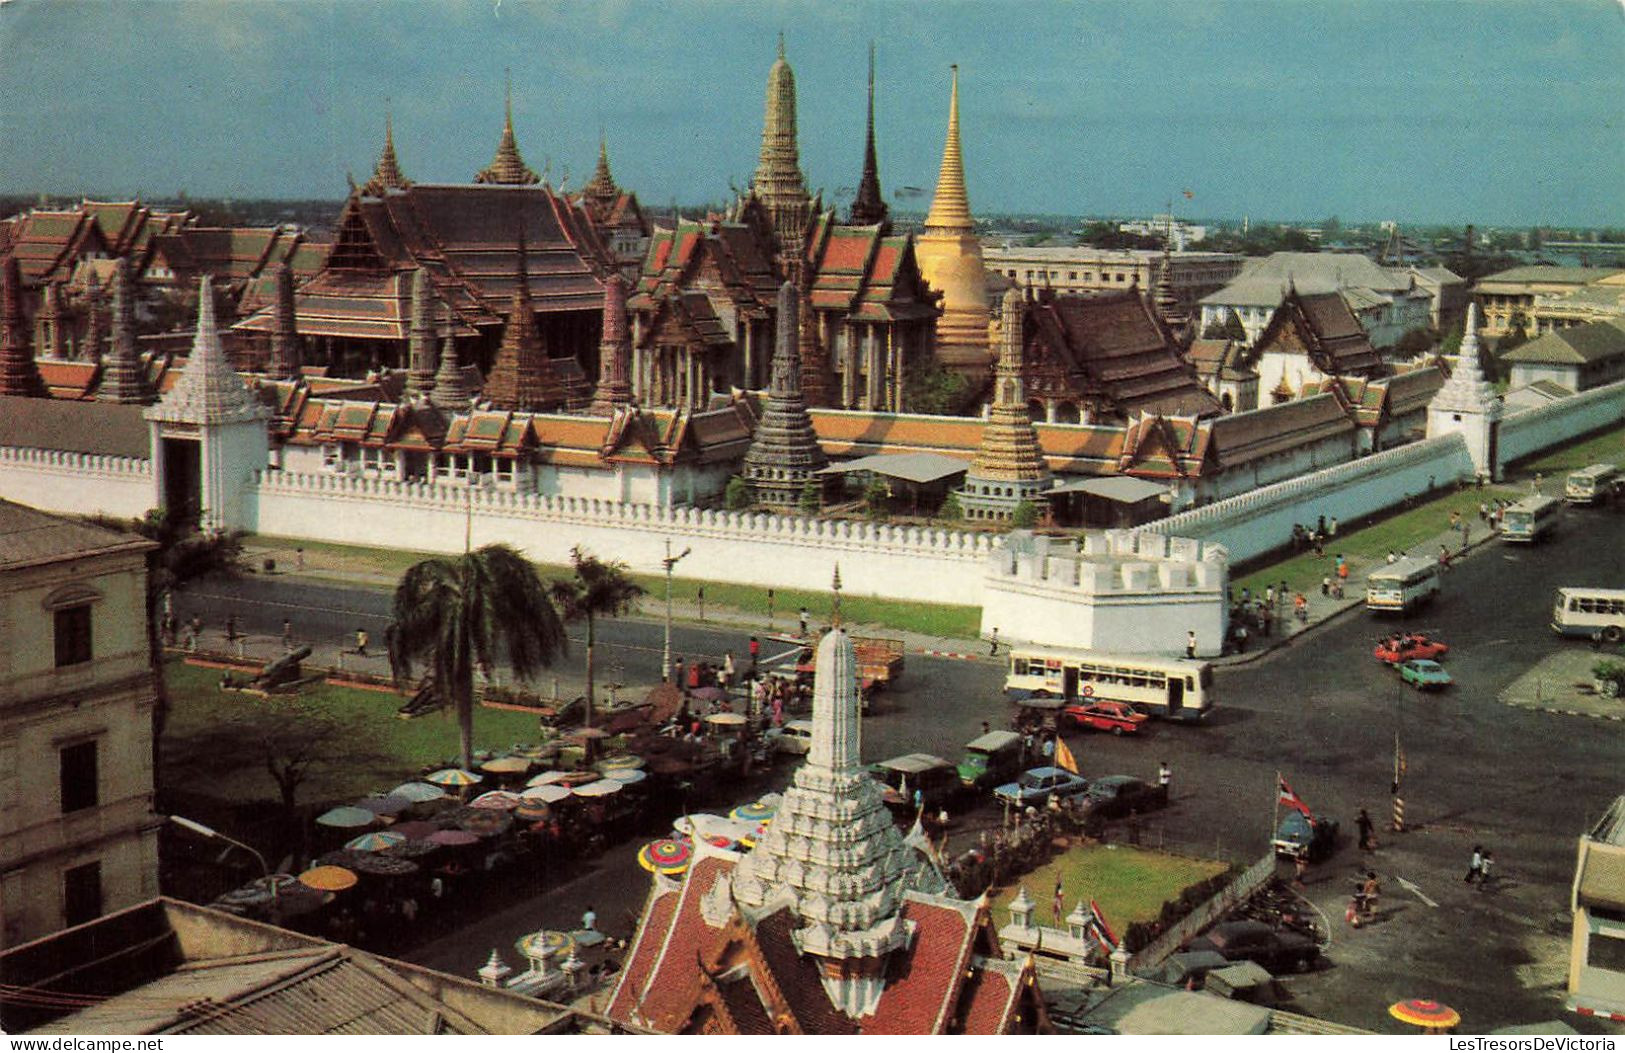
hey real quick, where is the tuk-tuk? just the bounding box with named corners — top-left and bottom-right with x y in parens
top-left (1010, 695), bottom-right (1066, 734)
top-left (1272, 809), bottom-right (1339, 861)
top-left (957, 730), bottom-right (1026, 792)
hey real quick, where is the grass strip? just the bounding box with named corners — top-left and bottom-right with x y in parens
top-left (990, 843), bottom-right (1228, 931)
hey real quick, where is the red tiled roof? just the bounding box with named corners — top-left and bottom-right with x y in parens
top-left (635, 855), bottom-right (735, 1031)
top-left (747, 908), bottom-right (856, 1036)
top-left (607, 884), bottom-right (682, 1026)
top-left (860, 895), bottom-right (978, 1034)
top-left (37, 360), bottom-right (101, 400)
top-left (956, 963), bottom-right (1018, 1035)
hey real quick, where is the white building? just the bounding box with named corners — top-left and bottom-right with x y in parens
top-left (983, 245), bottom-right (1242, 311)
top-left (1198, 252), bottom-right (1435, 351)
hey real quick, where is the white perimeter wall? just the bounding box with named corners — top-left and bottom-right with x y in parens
top-left (1498, 380), bottom-right (1625, 467)
top-left (0, 447), bottom-right (155, 520)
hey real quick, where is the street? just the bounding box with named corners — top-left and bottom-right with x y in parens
top-left (172, 503), bottom-right (1625, 1031)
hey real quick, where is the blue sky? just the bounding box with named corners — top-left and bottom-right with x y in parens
top-left (1, 0), bottom-right (1621, 227)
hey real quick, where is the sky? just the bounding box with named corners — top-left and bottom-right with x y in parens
top-left (1, 0), bottom-right (1621, 228)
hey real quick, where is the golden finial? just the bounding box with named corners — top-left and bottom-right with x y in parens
top-left (923, 64), bottom-right (972, 232)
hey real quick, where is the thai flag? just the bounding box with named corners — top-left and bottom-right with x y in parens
top-left (1278, 774), bottom-right (1314, 818)
top-left (1086, 900), bottom-right (1117, 951)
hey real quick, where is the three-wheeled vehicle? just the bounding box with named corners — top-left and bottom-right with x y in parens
top-left (1272, 809), bottom-right (1340, 861)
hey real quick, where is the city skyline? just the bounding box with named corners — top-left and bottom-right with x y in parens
top-left (1, 0), bottom-right (1621, 229)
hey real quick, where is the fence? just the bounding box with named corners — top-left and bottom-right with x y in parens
top-left (1498, 379), bottom-right (1625, 466)
top-left (1125, 851), bottom-right (1277, 974)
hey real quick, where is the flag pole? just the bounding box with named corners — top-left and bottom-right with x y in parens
top-left (1273, 770), bottom-right (1281, 848)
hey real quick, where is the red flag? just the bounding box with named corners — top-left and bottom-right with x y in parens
top-left (1182, 189), bottom-right (1195, 200)
top-left (1052, 876), bottom-right (1065, 921)
top-left (1278, 775), bottom-right (1313, 818)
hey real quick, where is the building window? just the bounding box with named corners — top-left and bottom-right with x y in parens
top-left (54, 605), bottom-right (93, 667)
top-left (63, 861), bottom-right (102, 929)
top-left (60, 740), bottom-right (99, 813)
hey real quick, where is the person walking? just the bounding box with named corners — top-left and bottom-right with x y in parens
top-left (282, 619), bottom-right (294, 651)
top-left (225, 613), bottom-right (239, 641)
top-left (989, 627), bottom-right (1000, 657)
top-left (1357, 808), bottom-right (1375, 851)
top-left (798, 607), bottom-right (810, 637)
top-left (1321, 575), bottom-right (1331, 597)
top-left (721, 651), bottom-right (736, 689)
top-left (672, 656), bottom-right (684, 686)
top-left (1328, 516), bottom-right (1339, 537)
top-left (748, 635), bottom-right (760, 669)
top-left (1478, 850), bottom-right (1494, 890)
top-left (1386, 550), bottom-right (1398, 564)
top-left (1264, 585), bottom-right (1276, 609)
top-left (355, 627), bottom-right (369, 656)
top-left (1186, 630), bottom-right (1197, 659)
top-left (1157, 761), bottom-right (1172, 795)
top-left (582, 904), bottom-right (597, 932)
top-left (186, 615), bottom-right (202, 652)
top-left (1465, 845), bottom-right (1483, 884)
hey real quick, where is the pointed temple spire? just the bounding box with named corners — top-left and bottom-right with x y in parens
top-left (99, 255), bottom-right (149, 403)
top-left (1427, 300), bottom-right (1502, 482)
top-left (742, 280), bottom-right (828, 509)
top-left (149, 275), bottom-right (264, 425)
top-left (361, 114), bottom-right (411, 197)
top-left (429, 307), bottom-right (477, 411)
top-left (0, 255), bottom-right (46, 397)
top-left (589, 273), bottom-right (633, 415)
top-left (848, 42), bottom-right (889, 229)
top-left (81, 269), bottom-right (106, 365)
top-left (1153, 241), bottom-right (1188, 338)
top-left (405, 267), bottom-right (438, 399)
top-left (483, 226), bottom-right (549, 410)
top-left (475, 74), bottom-right (540, 186)
top-left (268, 263), bottom-right (302, 378)
top-left (751, 35), bottom-right (812, 258)
top-left (958, 288), bottom-right (1051, 521)
top-left (923, 65), bottom-right (973, 233)
top-left (581, 134), bottom-right (620, 224)
top-left (38, 281), bottom-right (67, 360)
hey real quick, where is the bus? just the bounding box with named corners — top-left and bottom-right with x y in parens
top-left (1366, 556), bottom-right (1441, 614)
top-left (1551, 588), bottom-right (1625, 642)
top-left (1501, 495), bottom-right (1563, 543)
top-left (1003, 647), bottom-right (1214, 722)
top-left (1565, 464), bottom-right (1619, 506)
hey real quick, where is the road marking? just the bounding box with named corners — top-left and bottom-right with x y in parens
top-left (1395, 876), bottom-right (1437, 908)
top-left (924, 650), bottom-right (983, 661)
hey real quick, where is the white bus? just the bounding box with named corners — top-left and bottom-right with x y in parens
top-left (1551, 588), bottom-right (1625, 642)
top-left (1366, 556), bottom-right (1441, 614)
top-left (1003, 648), bottom-right (1214, 722)
top-left (1501, 495), bottom-right (1563, 543)
top-left (1565, 464), bottom-right (1619, 506)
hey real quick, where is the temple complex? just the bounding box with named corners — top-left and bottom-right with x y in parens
top-left (572, 137), bottom-right (651, 281)
top-left (1246, 284), bottom-right (1388, 403)
top-left (959, 289), bottom-right (1052, 521)
top-left (741, 282), bottom-right (827, 508)
top-left (912, 66), bottom-right (991, 389)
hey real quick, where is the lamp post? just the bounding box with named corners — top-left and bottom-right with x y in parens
top-left (169, 815), bottom-right (275, 901)
top-left (661, 539), bottom-right (691, 682)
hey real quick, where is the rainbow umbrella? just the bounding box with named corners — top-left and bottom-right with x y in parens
top-left (597, 754), bottom-right (645, 771)
top-left (605, 768), bottom-right (647, 785)
top-left (520, 784), bottom-right (571, 804)
top-left (425, 768), bottom-right (483, 788)
top-left (515, 801), bottom-right (552, 822)
top-left (638, 838), bottom-right (693, 875)
top-left (298, 865), bottom-right (358, 892)
top-left (389, 782), bottom-right (447, 803)
top-left (315, 806), bottom-right (377, 829)
top-left (1389, 1000), bottom-right (1460, 1032)
top-left (729, 800), bottom-right (777, 823)
top-left (345, 831), bottom-right (406, 853)
top-left (469, 790), bottom-right (522, 811)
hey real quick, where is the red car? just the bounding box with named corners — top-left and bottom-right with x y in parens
top-left (1062, 700), bottom-right (1150, 735)
top-left (1373, 633), bottom-right (1450, 665)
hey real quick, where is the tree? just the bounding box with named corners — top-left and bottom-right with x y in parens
top-left (798, 480), bottom-right (823, 515)
top-left (1394, 327), bottom-right (1437, 358)
top-left (724, 475), bottom-right (752, 510)
top-left (1010, 500), bottom-right (1039, 529)
top-left (863, 477), bottom-right (891, 520)
top-left (387, 544), bottom-right (566, 770)
top-left (549, 546), bottom-right (645, 729)
top-left (938, 493), bottom-right (963, 521)
top-left (904, 357), bottom-right (972, 415)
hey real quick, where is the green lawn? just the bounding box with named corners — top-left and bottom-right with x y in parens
top-left (1515, 421), bottom-right (1625, 477)
top-left (161, 658), bottom-right (548, 811)
top-left (991, 843), bottom-right (1229, 934)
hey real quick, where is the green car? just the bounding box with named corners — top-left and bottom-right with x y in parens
top-left (1399, 658), bottom-right (1452, 690)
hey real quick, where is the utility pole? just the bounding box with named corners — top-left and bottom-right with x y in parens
top-left (661, 539), bottom-right (691, 682)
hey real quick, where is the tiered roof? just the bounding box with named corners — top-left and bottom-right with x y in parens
top-left (474, 83), bottom-right (540, 186)
top-left (0, 209), bottom-right (110, 286)
top-left (802, 215), bottom-right (935, 323)
top-left (742, 282), bottom-right (826, 505)
top-left (1249, 286), bottom-right (1385, 378)
top-left (969, 289), bottom-right (1049, 483)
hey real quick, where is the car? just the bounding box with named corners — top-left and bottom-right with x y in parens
top-left (1078, 775), bottom-right (1168, 819)
top-left (1271, 810), bottom-right (1339, 861)
top-left (1185, 919), bottom-right (1320, 974)
top-left (957, 730), bottom-right (1027, 792)
top-left (764, 719), bottom-right (815, 756)
top-left (1398, 658), bottom-right (1453, 690)
top-left (1373, 633), bottom-right (1449, 665)
top-left (993, 766), bottom-right (1090, 808)
top-left (870, 753), bottom-right (962, 813)
top-left (1063, 700), bottom-right (1150, 736)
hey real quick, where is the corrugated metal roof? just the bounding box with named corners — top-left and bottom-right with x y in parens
top-left (0, 500), bottom-right (152, 567)
top-left (816, 452), bottom-right (971, 483)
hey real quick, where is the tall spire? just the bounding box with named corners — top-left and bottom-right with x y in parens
top-left (99, 255), bottom-right (149, 403)
top-left (581, 133), bottom-right (620, 224)
top-left (848, 42), bottom-right (889, 229)
top-left (484, 226), bottom-right (549, 410)
top-left (362, 114), bottom-right (410, 196)
top-left (742, 281), bottom-right (828, 509)
top-left (923, 65), bottom-right (973, 233)
top-left (1153, 241), bottom-right (1188, 337)
top-left (0, 255), bottom-right (46, 397)
top-left (269, 263), bottom-right (302, 378)
top-left (589, 273), bottom-right (633, 415)
top-left (81, 269), bottom-right (106, 365)
top-left (405, 267), bottom-right (438, 399)
top-left (429, 307), bottom-right (477, 411)
top-left (475, 73), bottom-right (540, 186)
top-left (751, 36), bottom-right (812, 257)
top-left (147, 275), bottom-right (265, 425)
top-left (958, 289), bottom-right (1051, 520)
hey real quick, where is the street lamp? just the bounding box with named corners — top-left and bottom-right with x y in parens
top-left (169, 815), bottom-right (275, 900)
top-left (661, 539), bottom-right (691, 682)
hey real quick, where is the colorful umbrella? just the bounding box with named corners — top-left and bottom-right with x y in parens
top-left (459, 811), bottom-right (513, 837)
top-left (511, 743), bottom-right (555, 761)
top-left (425, 829), bottom-right (480, 847)
top-left (425, 768), bottom-right (483, 787)
top-left (481, 756), bottom-right (532, 775)
top-left (348, 853), bottom-right (419, 877)
top-left (514, 801), bottom-right (552, 822)
top-left (572, 780), bottom-right (622, 798)
top-left (516, 930), bottom-right (573, 960)
top-left (345, 831), bottom-right (406, 853)
top-left (354, 795), bottom-right (413, 816)
top-left (384, 839), bottom-right (441, 859)
top-left (705, 712), bottom-right (746, 727)
top-left (638, 838), bottom-right (693, 875)
top-left (469, 790), bottom-right (522, 810)
top-left (520, 784), bottom-right (571, 803)
top-left (389, 782), bottom-right (447, 803)
top-left (315, 806), bottom-right (377, 829)
top-left (1389, 1000), bottom-right (1460, 1031)
top-left (729, 800), bottom-right (777, 823)
top-left (597, 753), bottom-right (645, 771)
top-left (605, 768), bottom-right (647, 785)
top-left (298, 865), bottom-right (358, 892)
top-left (527, 770), bottom-right (575, 787)
top-left (672, 814), bottom-right (727, 839)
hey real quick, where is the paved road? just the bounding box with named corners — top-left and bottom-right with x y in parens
top-left (173, 504), bottom-right (1625, 1030)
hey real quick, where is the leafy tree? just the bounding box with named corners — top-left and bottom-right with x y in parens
top-left (549, 546), bottom-right (645, 728)
top-left (1394, 327), bottom-right (1437, 357)
top-left (938, 492), bottom-right (963, 521)
top-left (863, 477), bottom-right (891, 520)
top-left (904, 357), bottom-right (972, 415)
top-left (1439, 319), bottom-right (1466, 359)
top-left (724, 475), bottom-right (752, 511)
top-left (1010, 500), bottom-right (1039, 529)
top-left (798, 480), bottom-right (823, 515)
top-left (1528, 226), bottom-right (1543, 251)
top-left (387, 544), bottom-right (566, 770)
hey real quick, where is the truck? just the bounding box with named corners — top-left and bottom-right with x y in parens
top-left (793, 636), bottom-right (906, 693)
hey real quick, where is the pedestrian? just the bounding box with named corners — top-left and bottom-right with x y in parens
top-left (981, 720), bottom-right (991, 736)
top-left (1336, 560), bottom-right (1350, 590)
top-left (1261, 604), bottom-right (1274, 637)
top-left (355, 627), bottom-right (369, 655)
top-left (582, 904), bottom-right (597, 931)
top-left (1465, 845), bottom-right (1483, 883)
top-left (295, 546), bottom-right (305, 571)
top-left (1240, 586), bottom-right (1250, 605)
top-left (1235, 623), bottom-right (1248, 652)
top-left (1533, 472), bottom-right (1543, 494)
top-left (1357, 808), bottom-right (1374, 851)
top-left (1186, 630), bottom-right (1197, 659)
top-left (1478, 850), bottom-right (1494, 890)
top-left (1294, 592), bottom-right (1308, 623)
top-left (1460, 520), bottom-right (1470, 550)
top-left (1321, 575), bottom-right (1331, 597)
top-left (282, 618), bottom-right (294, 651)
top-left (672, 656), bottom-right (684, 685)
top-left (1042, 735), bottom-right (1055, 761)
top-left (1022, 731), bottom-right (1035, 760)
top-left (1317, 514), bottom-right (1326, 536)
top-left (161, 610), bottom-right (177, 646)
top-left (1294, 855), bottom-right (1309, 889)
top-left (225, 613), bottom-right (239, 641)
top-left (1265, 584), bottom-right (1276, 608)
top-left (1438, 544), bottom-right (1451, 569)
top-left (1158, 761), bottom-right (1171, 791)
top-left (1479, 501), bottom-right (1489, 523)
top-left (1329, 516), bottom-right (1339, 537)
top-left (1386, 550), bottom-right (1397, 564)
top-left (799, 607), bottom-right (809, 636)
top-left (989, 627), bottom-right (1000, 656)
top-left (748, 635), bottom-right (760, 666)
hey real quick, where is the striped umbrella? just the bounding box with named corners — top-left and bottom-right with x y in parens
top-left (637, 838), bottom-right (693, 875)
top-left (605, 768), bottom-right (647, 785)
top-left (1389, 1000), bottom-right (1460, 1031)
top-left (298, 865), bottom-right (358, 892)
top-left (389, 782), bottom-right (447, 803)
top-left (729, 800), bottom-right (777, 823)
top-left (597, 754), bottom-right (645, 772)
top-left (481, 756), bottom-right (532, 775)
top-left (516, 930), bottom-right (573, 960)
top-left (345, 831), bottom-right (406, 853)
top-left (515, 801), bottom-right (552, 822)
top-left (425, 829), bottom-right (479, 847)
top-left (526, 770), bottom-right (575, 787)
top-left (469, 790), bottom-right (522, 811)
top-left (425, 768), bottom-right (483, 787)
top-left (520, 784), bottom-right (571, 804)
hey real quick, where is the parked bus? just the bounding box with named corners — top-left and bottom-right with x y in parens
top-left (1501, 495), bottom-right (1563, 543)
top-left (1551, 588), bottom-right (1625, 643)
top-left (1003, 647), bottom-right (1214, 722)
top-left (1565, 464), bottom-right (1619, 506)
top-left (1366, 556), bottom-right (1441, 614)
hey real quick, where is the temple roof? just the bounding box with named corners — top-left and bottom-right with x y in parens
top-left (146, 276), bottom-right (270, 426)
top-left (1, 209), bottom-right (110, 285)
top-left (1500, 318), bottom-right (1625, 365)
top-left (1249, 286), bottom-right (1385, 377)
top-left (0, 394), bottom-right (149, 457)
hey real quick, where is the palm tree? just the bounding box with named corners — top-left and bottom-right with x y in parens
top-left (387, 544), bottom-right (566, 770)
top-left (550, 546), bottom-right (646, 728)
